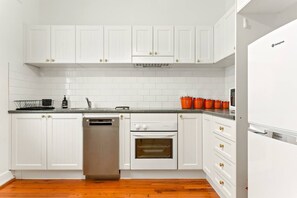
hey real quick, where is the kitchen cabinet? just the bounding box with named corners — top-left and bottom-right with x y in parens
top-left (237, 0), bottom-right (251, 12)
top-left (11, 114), bottom-right (82, 170)
top-left (119, 114), bottom-right (131, 170)
top-left (132, 26), bottom-right (174, 57)
top-left (202, 114), bottom-right (214, 178)
top-left (104, 26), bottom-right (132, 63)
top-left (25, 25), bottom-right (51, 63)
top-left (47, 114), bottom-right (83, 170)
top-left (25, 25), bottom-right (76, 64)
top-left (196, 26), bottom-right (214, 64)
top-left (11, 114), bottom-right (47, 170)
top-left (178, 113), bottom-right (202, 170)
top-left (174, 26), bottom-right (195, 63)
top-left (76, 26), bottom-right (104, 63)
top-left (132, 26), bottom-right (153, 56)
top-left (214, 6), bottom-right (236, 62)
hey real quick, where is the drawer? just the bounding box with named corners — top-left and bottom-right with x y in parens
top-left (213, 116), bottom-right (236, 142)
top-left (214, 152), bottom-right (236, 185)
top-left (213, 170), bottom-right (236, 198)
top-left (214, 134), bottom-right (236, 163)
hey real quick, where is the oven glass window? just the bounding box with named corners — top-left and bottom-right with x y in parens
top-left (135, 139), bottom-right (173, 159)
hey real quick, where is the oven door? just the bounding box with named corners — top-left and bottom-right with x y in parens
top-left (131, 132), bottom-right (177, 170)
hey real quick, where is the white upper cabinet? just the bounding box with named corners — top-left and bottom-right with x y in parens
top-left (76, 26), bottom-right (104, 63)
top-left (104, 26), bottom-right (132, 63)
top-left (51, 25), bottom-right (76, 63)
top-left (196, 26), bottom-right (214, 64)
top-left (154, 26), bottom-right (174, 56)
top-left (178, 113), bottom-right (203, 170)
top-left (132, 26), bottom-right (153, 56)
top-left (47, 114), bottom-right (83, 170)
top-left (214, 18), bottom-right (225, 62)
top-left (224, 7), bottom-right (236, 57)
top-left (214, 6), bottom-right (236, 62)
top-left (174, 26), bottom-right (195, 63)
top-left (11, 114), bottom-right (47, 170)
top-left (25, 25), bottom-right (51, 63)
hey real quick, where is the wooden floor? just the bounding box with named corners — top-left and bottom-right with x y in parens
top-left (0, 179), bottom-right (219, 198)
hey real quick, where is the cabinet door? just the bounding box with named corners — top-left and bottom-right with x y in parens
top-left (237, 0), bottom-right (251, 12)
top-left (178, 114), bottom-right (202, 170)
top-left (51, 25), bottom-right (76, 63)
top-left (224, 7), bottom-right (236, 57)
top-left (203, 114), bottom-right (214, 178)
top-left (47, 114), bottom-right (83, 170)
top-left (132, 26), bottom-right (153, 56)
top-left (174, 26), bottom-right (195, 63)
top-left (214, 19), bottom-right (224, 62)
top-left (25, 25), bottom-right (51, 63)
top-left (11, 114), bottom-right (47, 170)
top-left (153, 26), bottom-right (174, 56)
top-left (196, 26), bottom-right (214, 64)
top-left (104, 26), bottom-right (132, 63)
top-left (119, 114), bottom-right (131, 170)
top-left (76, 26), bottom-right (104, 63)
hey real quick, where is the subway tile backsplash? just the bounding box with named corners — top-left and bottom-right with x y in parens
top-left (9, 65), bottom-right (235, 109)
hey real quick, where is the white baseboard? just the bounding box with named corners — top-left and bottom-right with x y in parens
top-left (0, 171), bottom-right (14, 186)
top-left (121, 170), bottom-right (206, 179)
top-left (13, 170), bottom-right (85, 179)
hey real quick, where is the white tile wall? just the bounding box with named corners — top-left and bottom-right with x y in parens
top-left (9, 66), bottom-right (235, 109)
top-left (225, 65), bottom-right (235, 99)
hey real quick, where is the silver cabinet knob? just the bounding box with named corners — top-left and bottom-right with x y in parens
top-left (120, 115), bottom-right (123, 120)
top-left (180, 115), bottom-right (183, 119)
top-left (42, 115), bottom-right (46, 118)
top-left (149, 52), bottom-right (153, 55)
top-left (51, 59), bottom-right (55, 62)
top-left (176, 59), bottom-right (179, 63)
top-left (105, 59), bottom-right (108, 62)
top-left (155, 52), bottom-right (158, 55)
top-left (48, 115), bottom-right (52, 118)
top-left (99, 59), bottom-right (103, 62)
top-left (197, 59), bottom-right (200, 63)
top-left (46, 59), bottom-right (50, 62)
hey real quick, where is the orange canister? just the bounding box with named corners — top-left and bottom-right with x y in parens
top-left (214, 100), bottom-right (222, 109)
top-left (222, 101), bottom-right (230, 109)
top-left (204, 99), bottom-right (214, 109)
top-left (194, 98), bottom-right (204, 109)
top-left (180, 96), bottom-right (193, 109)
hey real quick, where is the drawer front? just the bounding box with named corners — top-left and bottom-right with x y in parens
top-left (214, 152), bottom-right (236, 185)
top-left (214, 134), bottom-right (236, 163)
top-left (213, 116), bottom-right (236, 141)
top-left (214, 170), bottom-right (236, 198)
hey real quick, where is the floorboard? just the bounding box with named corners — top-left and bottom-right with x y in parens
top-left (0, 179), bottom-right (219, 198)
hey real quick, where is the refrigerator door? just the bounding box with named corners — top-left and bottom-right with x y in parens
top-left (248, 129), bottom-right (297, 198)
top-left (248, 19), bottom-right (297, 133)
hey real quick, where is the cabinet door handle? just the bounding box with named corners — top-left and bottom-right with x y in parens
top-left (51, 59), bottom-right (55, 62)
top-left (100, 59), bottom-right (103, 62)
top-left (219, 163), bottom-right (224, 167)
top-left (48, 115), bottom-right (52, 118)
top-left (176, 59), bottom-right (179, 63)
top-left (149, 52), bottom-right (153, 55)
top-left (219, 144), bottom-right (224, 149)
top-left (105, 59), bottom-right (108, 62)
top-left (180, 115), bottom-right (183, 119)
top-left (219, 180), bottom-right (224, 185)
top-left (155, 52), bottom-right (158, 55)
top-left (42, 115), bottom-right (46, 118)
top-left (46, 59), bottom-right (50, 62)
top-left (120, 115), bottom-right (124, 120)
top-left (197, 59), bottom-right (200, 63)
top-left (219, 126), bottom-right (224, 131)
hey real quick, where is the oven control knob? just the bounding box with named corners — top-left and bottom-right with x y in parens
top-left (135, 124), bottom-right (140, 130)
top-left (142, 124), bottom-right (148, 130)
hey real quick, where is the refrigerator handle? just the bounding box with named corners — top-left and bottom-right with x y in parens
top-left (249, 128), bottom-right (268, 134)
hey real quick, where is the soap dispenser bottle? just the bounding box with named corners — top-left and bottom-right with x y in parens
top-left (62, 95), bottom-right (68, 109)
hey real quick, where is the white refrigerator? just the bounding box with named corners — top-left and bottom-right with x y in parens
top-left (248, 19), bottom-right (297, 198)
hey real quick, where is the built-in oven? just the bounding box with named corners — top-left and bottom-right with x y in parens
top-left (130, 114), bottom-right (178, 170)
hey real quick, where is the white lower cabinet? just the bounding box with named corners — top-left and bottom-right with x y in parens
top-left (202, 114), bottom-right (236, 198)
top-left (11, 114), bottom-right (47, 170)
top-left (178, 113), bottom-right (202, 170)
top-left (202, 114), bottom-right (214, 178)
top-left (47, 114), bottom-right (83, 170)
top-left (119, 114), bottom-right (131, 170)
top-left (11, 114), bottom-right (83, 170)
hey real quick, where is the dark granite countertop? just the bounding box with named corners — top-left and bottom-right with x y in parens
top-left (8, 108), bottom-right (235, 120)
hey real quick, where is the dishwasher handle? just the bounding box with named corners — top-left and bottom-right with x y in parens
top-left (87, 119), bottom-right (114, 126)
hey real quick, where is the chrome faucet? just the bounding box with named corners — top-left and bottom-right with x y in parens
top-left (86, 97), bottom-right (92, 108)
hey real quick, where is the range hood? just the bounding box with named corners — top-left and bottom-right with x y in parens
top-left (132, 56), bottom-right (173, 68)
top-left (134, 63), bottom-right (170, 68)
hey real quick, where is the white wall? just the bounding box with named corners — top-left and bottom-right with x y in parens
top-left (0, 0), bottom-right (40, 186)
top-left (38, 0), bottom-right (227, 25)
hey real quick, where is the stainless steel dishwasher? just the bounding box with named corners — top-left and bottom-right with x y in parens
top-left (83, 116), bottom-right (120, 179)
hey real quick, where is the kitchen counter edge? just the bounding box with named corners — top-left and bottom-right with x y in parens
top-left (8, 109), bottom-right (235, 120)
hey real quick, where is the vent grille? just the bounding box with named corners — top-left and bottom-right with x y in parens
top-left (134, 64), bottom-right (170, 68)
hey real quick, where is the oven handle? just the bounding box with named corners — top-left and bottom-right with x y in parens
top-left (132, 133), bottom-right (177, 138)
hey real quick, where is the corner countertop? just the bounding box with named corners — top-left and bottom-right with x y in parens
top-left (8, 108), bottom-right (235, 120)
